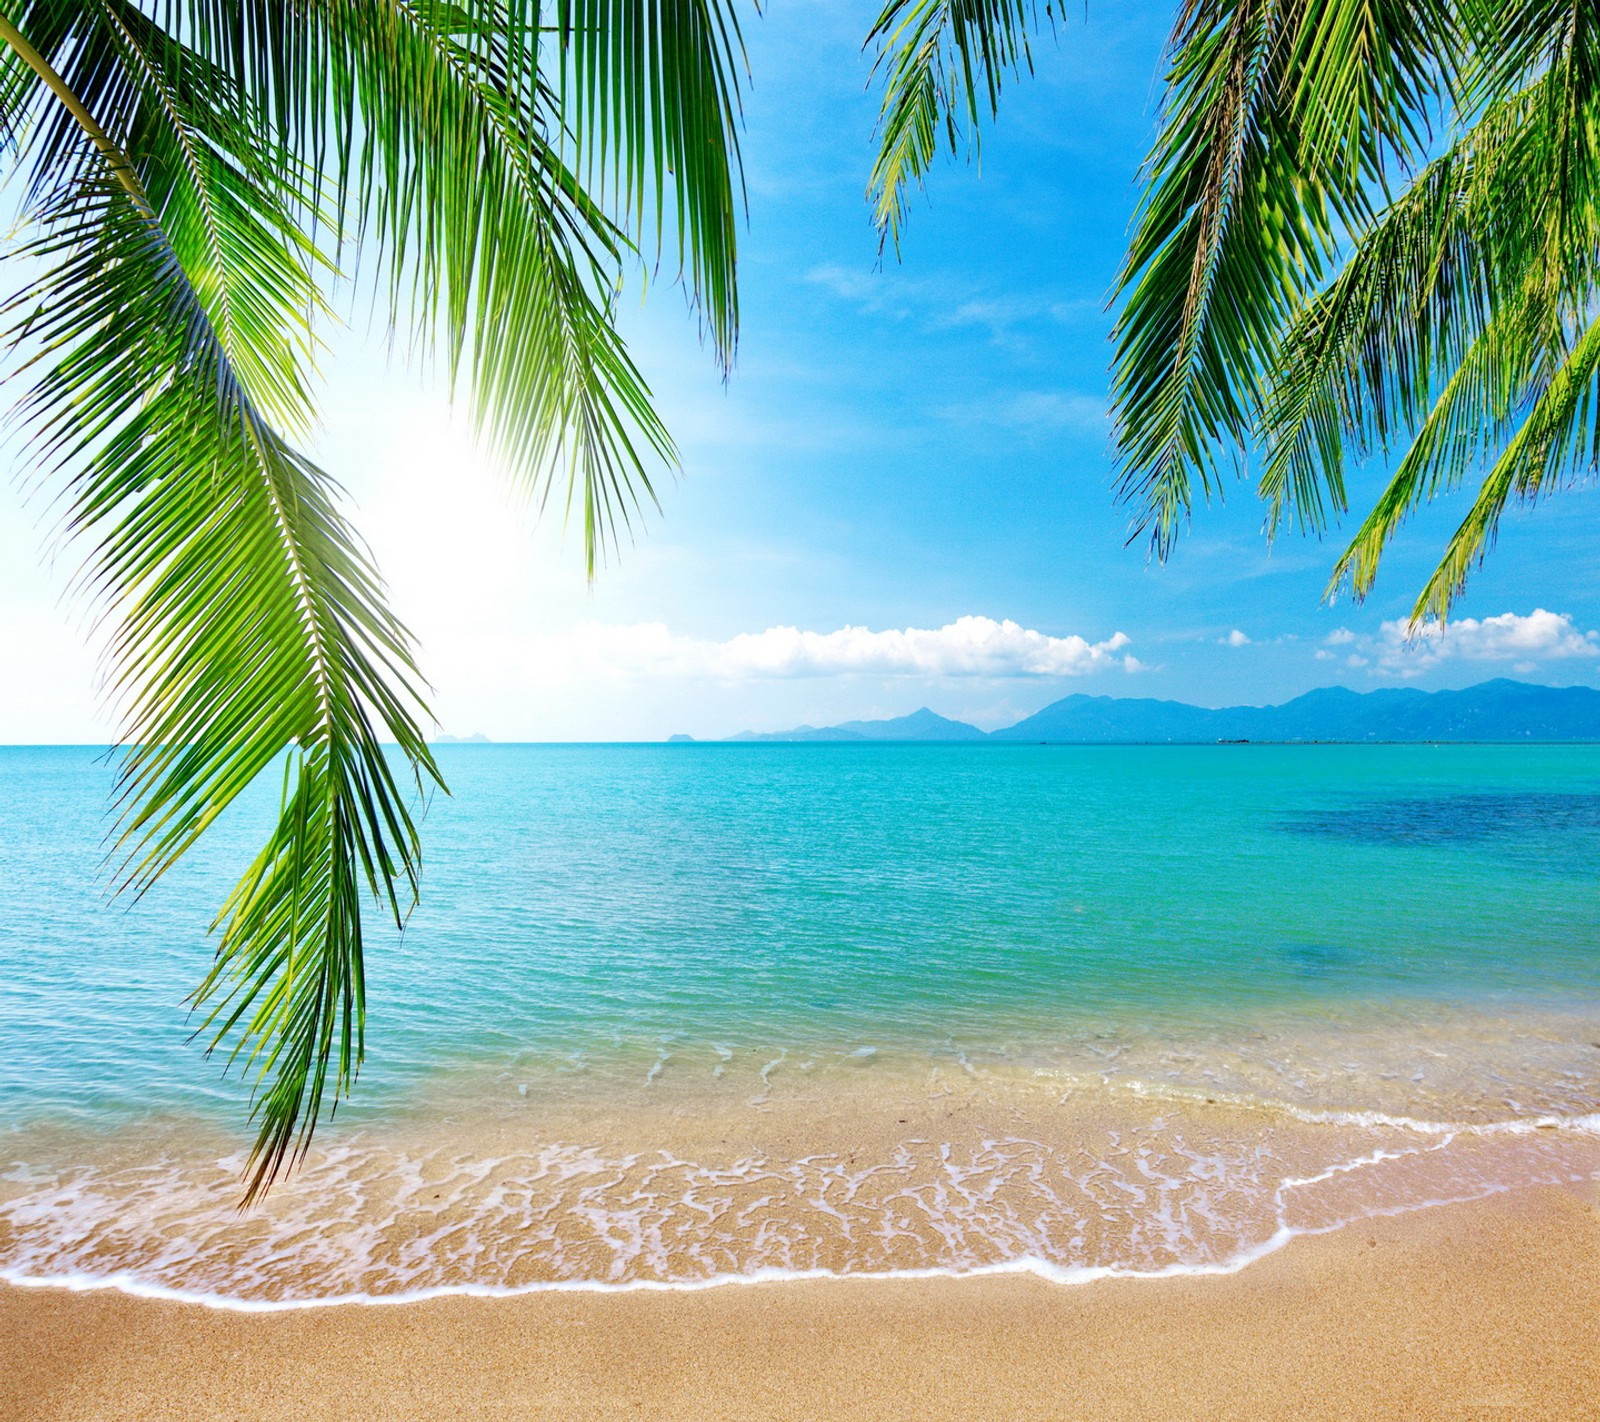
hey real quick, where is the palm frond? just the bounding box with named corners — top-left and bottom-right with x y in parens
top-left (1258, 112), bottom-right (1501, 535)
top-left (865, 0), bottom-right (1052, 254)
top-left (553, 0), bottom-right (748, 365)
top-left (1412, 309), bottom-right (1600, 617)
top-left (1334, 305), bottom-right (1600, 620)
top-left (92, 0), bottom-right (327, 427)
top-left (1, 1), bottom-right (760, 1199)
top-left (1111, 0), bottom-right (1453, 557)
top-left (2, 7), bottom-right (440, 1200)
top-left (1112, 0), bottom-right (1314, 553)
top-left (1263, 10), bottom-right (1600, 610)
top-left (178, 2), bottom-right (710, 572)
top-left (344, 3), bottom-right (678, 570)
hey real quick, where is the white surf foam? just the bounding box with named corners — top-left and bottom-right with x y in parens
top-left (2, 1109), bottom-right (1594, 1312)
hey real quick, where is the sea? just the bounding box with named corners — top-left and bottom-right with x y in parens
top-left (1, 742), bottom-right (1597, 1307)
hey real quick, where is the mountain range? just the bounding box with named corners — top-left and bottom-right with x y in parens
top-left (724, 707), bottom-right (986, 742)
top-left (710, 680), bottom-right (1600, 743)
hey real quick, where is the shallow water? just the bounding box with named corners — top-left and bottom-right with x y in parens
top-left (1, 744), bottom-right (1597, 1303)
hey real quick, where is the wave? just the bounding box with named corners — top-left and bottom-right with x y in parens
top-left (1111, 1075), bottom-right (1600, 1137)
top-left (3, 1101), bottom-right (1595, 1312)
top-left (0, 1176), bottom-right (1582, 1314)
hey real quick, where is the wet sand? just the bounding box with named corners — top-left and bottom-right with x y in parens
top-left (3, 1183), bottom-right (1597, 1422)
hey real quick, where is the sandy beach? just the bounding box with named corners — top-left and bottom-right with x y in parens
top-left (4, 1182), bottom-right (1597, 1422)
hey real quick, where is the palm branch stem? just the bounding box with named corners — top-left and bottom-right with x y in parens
top-left (1, 13), bottom-right (343, 747)
top-left (0, 13), bottom-right (149, 212)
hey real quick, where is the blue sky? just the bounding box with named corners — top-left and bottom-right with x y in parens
top-left (4, 0), bottom-right (1599, 742)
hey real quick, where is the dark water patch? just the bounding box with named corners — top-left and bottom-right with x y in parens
top-left (1273, 940), bottom-right (1371, 980)
top-left (1282, 792), bottom-right (1600, 855)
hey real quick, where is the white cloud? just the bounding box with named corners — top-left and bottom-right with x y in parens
top-left (804, 263), bottom-right (885, 308)
top-left (942, 297), bottom-right (1037, 337)
top-left (1003, 392), bottom-right (1107, 431)
top-left (804, 266), bottom-right (1091, 345)
top-left (1220, 629), bottom-right (1251, 647)
top-left (940, 390), bottom-right (1107, 433)
top-left (1324, 628), bottom-right (1357, 645)
top-left (1376, 608), bottom-right (1599, 670)
top-left (1314, 649), bottom-right (1335, 661)
top-left (492, 616), bottom-right (1137, 684)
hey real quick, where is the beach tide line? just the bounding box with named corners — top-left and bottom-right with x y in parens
top-left (1109, 1074), bottom-right (1600, 1137)
top-left (2, 1123), bottom-right (1595, 1313)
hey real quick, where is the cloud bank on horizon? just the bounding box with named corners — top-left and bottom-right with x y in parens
top-left (512, 609), bottom-right (1599, 688)
top-left (1317, 609), bottom-right (1600, 675)
top-left (509, 616), bottom-right (1141, 682)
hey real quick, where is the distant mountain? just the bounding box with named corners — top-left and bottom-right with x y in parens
top-left (727, 707), bottom-right (986, 742)
top-left (833, 708), bottom-right (987, 741)
top-left (993, 679), bottom-right (1600, 742)
top-left (434, 731), bottom-right (492, 744)
top-left (725, 724), bottom-right (866, 742)
top-left (725, 681), bottom-right (1600, 744)
top-left (989, 694), bottom-right (1222, 743)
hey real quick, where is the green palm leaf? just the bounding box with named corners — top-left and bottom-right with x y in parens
top-left (1262, 8), bottom-right (1600, 611)
top-left (865, 0), bottom-right (1052, 254)
top-left (2, 14), bottom-right (437, 1200)
top-left (1412, 308), bottom-right (1600, 617)
top-left (864, 0), bottom-right (1596, 611)
top-left (554, 0), bottom-right (747, 364)
top-left (1111, 0), bottom-right (1450, 556)
top-left (0, 0), bottom-right (747, 1198)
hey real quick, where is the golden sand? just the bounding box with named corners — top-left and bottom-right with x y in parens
top-left (3, 1182), bottom-right (1597, 1421)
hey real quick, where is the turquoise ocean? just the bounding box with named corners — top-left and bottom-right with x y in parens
top-left (2, 743), bottom-right (1598, 1304)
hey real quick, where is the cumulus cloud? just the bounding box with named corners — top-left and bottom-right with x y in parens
top-left (715, 618), bottom-right (1133, 677)
top-left (1376, 608), bottom-right (1599, 671)
top-left (1220, 629), bottom-right (1251, 647)
top-left (507, 616), bottom-right (1138, 683)
top-left (1324, 627), bottom-right (1357, 645)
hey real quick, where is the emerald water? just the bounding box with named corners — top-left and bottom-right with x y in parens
top-left (2, 743), bottom-right (1597, 1303)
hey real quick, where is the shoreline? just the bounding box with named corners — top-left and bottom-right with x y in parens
top-left (6, 1033), bottom-right (1599, 1307)
top-left (0, 1225), bottom-right (1302, 1313)
top-left (5, 1183), bottom-right (1597, 1421)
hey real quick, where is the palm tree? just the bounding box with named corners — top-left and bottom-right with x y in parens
top-left (866, 0), bottom-right (1594, 622)
top-left (0, 1), bottom-right (744, 1199)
